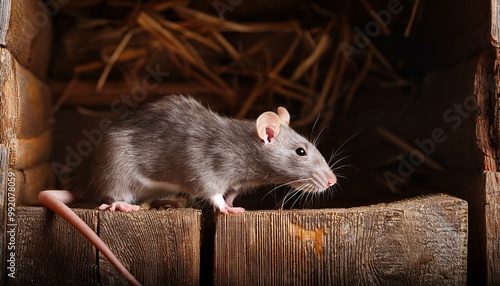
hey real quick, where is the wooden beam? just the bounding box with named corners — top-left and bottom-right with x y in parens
top-left (9, 129), bottom-right (53, 170)
top-left (10, 163), bottom-right (55, 206)
top-left (214, 194), bottom-right (468, 285)
top-left (1, 0), bottom-right (52, 79)
top-left (15, 60), bottom-right (53, 139)
top-left (11, 207), bottom-right (201, 284)
top-left (0, 48), bottom-right (53, 140)
top-left (49, 80), bottom-right (237, 109)
top-left (485, 171), bottom-right (500, 285)
top-left (12, 207), bottom-right (98, 285)
top-left (98, 208), bottom-right (201, 285)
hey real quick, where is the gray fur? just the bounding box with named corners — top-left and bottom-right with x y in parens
top-left (69, 95), bottom-right (336, 209)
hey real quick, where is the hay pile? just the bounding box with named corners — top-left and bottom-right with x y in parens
top-left (52, 0), bottom-right (418, 131)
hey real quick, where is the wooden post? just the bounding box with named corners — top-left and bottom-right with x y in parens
top-left (214, 194), bottom-right (468, 285)
top-left (99, 208), bottom-right (202, 286)
top-left (0, 47), bottom-right (55, 205)
top-left (0, 0), bottom-right (52, 79)
top-left (485, 171), bottom-right (500, 285)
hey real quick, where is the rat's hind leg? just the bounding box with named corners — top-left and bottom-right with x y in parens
top-left (98, 189), bottom-right (140, 212)
top-left (224, 189), bottom-right (239, 207)
top-left (211, 193), bottom-right (245, 214)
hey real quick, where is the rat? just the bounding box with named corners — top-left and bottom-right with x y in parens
top-left (38, 95), bottom-right (337, 285)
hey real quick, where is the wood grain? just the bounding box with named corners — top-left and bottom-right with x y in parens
top-left (11, 163), bottom-right (55, 206)
top-left (0, 0), bottom-right (11, 45)
top-left (9, 129), bottom-right (53, 170)
top-left (492, 0), bottom-right (500, 47)
top-left (2, 0), bottom-right (52, 79)
top-left (99, 208), bottom-right (201, 286)
top-left (0, 48), bottom-right (53, 140)
top-left (214, 194), bottom-right (468, 285)
top-left (485, 171), bottom-right (500, 286)
top-left (10, 207), bottom-right (98, 285)
top-left (0, 48), bottom-right (54, 170)
top-left (15, 59), bottom-right (53, 139)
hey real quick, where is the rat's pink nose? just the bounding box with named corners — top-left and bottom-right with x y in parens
top-left (327, 176), bottom-right (337, 187)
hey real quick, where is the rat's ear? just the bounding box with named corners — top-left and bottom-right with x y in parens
top-left (256, 111), bottom-right (281, 144)
top-left (277, 107), bottom-right (290, 126)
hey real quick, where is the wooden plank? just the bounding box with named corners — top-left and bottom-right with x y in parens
top-left (2, 0), bottom-right (52, 79)
top-left (16, 59), bottom-right (52, 138)
top-left (492, 0), bottom-right (500, 47)
top-left (9, 129), bottom-right (53, 169)
top-left (0, 146), bottom-right (8, 285)
top-left (9, 207), bottom-right (98, 285)
top-left (49, 79), bottom-right (240, 110)
top-left (0, 48), bottom-right (53, 140)
top-left (0, 0), bottom-right (11, 45)
top-left (10, 163), bottom-right (55, 206)
top-left (485, 171), bottom-right (500, 285)
top-left (214, 194), bottom-right (468, 285)
top-left (99, 208), bottom-right (201, 285)
top-left (1, 48), bottom-right (54, 172)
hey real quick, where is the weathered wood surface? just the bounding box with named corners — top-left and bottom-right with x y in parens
top-left (0, 48), bottom-right (53, 139)
top-left (0, 0), bottom-right (11, 45)
top-left (0, 0), bottom-right (52, 79)
top-left (485, 171), bottom-right (500, 286)
top-left (9, 129), bottom-right (53, 170)
top-left (99, 208), bottom-right (201, 286)
top-left (10, 163), bottom-right (55, 206)
top-left (10, 207), bottom-right (201, 285)
top-left (214, 194), bottom-right (468, 285)
top-left (492, 0), bottom-right (500, 47)
top-left (9, 207), bottom-right (98, 285)
top-left (0, 47), bottom-right (54, 181)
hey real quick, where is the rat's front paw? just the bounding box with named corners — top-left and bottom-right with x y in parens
top-left (219, 206), bottom-right (245, 214)
top-left (98, 202), bottom-right (140, 212)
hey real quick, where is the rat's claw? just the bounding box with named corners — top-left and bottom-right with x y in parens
top-left (98, 202), bottom-right (140, 212)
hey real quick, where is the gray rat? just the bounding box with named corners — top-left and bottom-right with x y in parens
top-left (44, 95), bottom-right (337, 214)
top-left (38, 95), bottom-right (336, 284)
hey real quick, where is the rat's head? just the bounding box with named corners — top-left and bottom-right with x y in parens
top-left (255, 107), bottom-right (337, 193)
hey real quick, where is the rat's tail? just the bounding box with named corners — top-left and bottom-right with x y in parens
top-left (38, 191), bottom-right (141, 286)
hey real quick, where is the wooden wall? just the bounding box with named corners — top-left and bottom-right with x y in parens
top-left (0, 0), bottom-right (54, 204)
top-left (0, 0), bottom-right (54, 283)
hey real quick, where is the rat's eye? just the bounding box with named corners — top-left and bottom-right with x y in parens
top-left (295, 147), bottom-right (307, 156)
